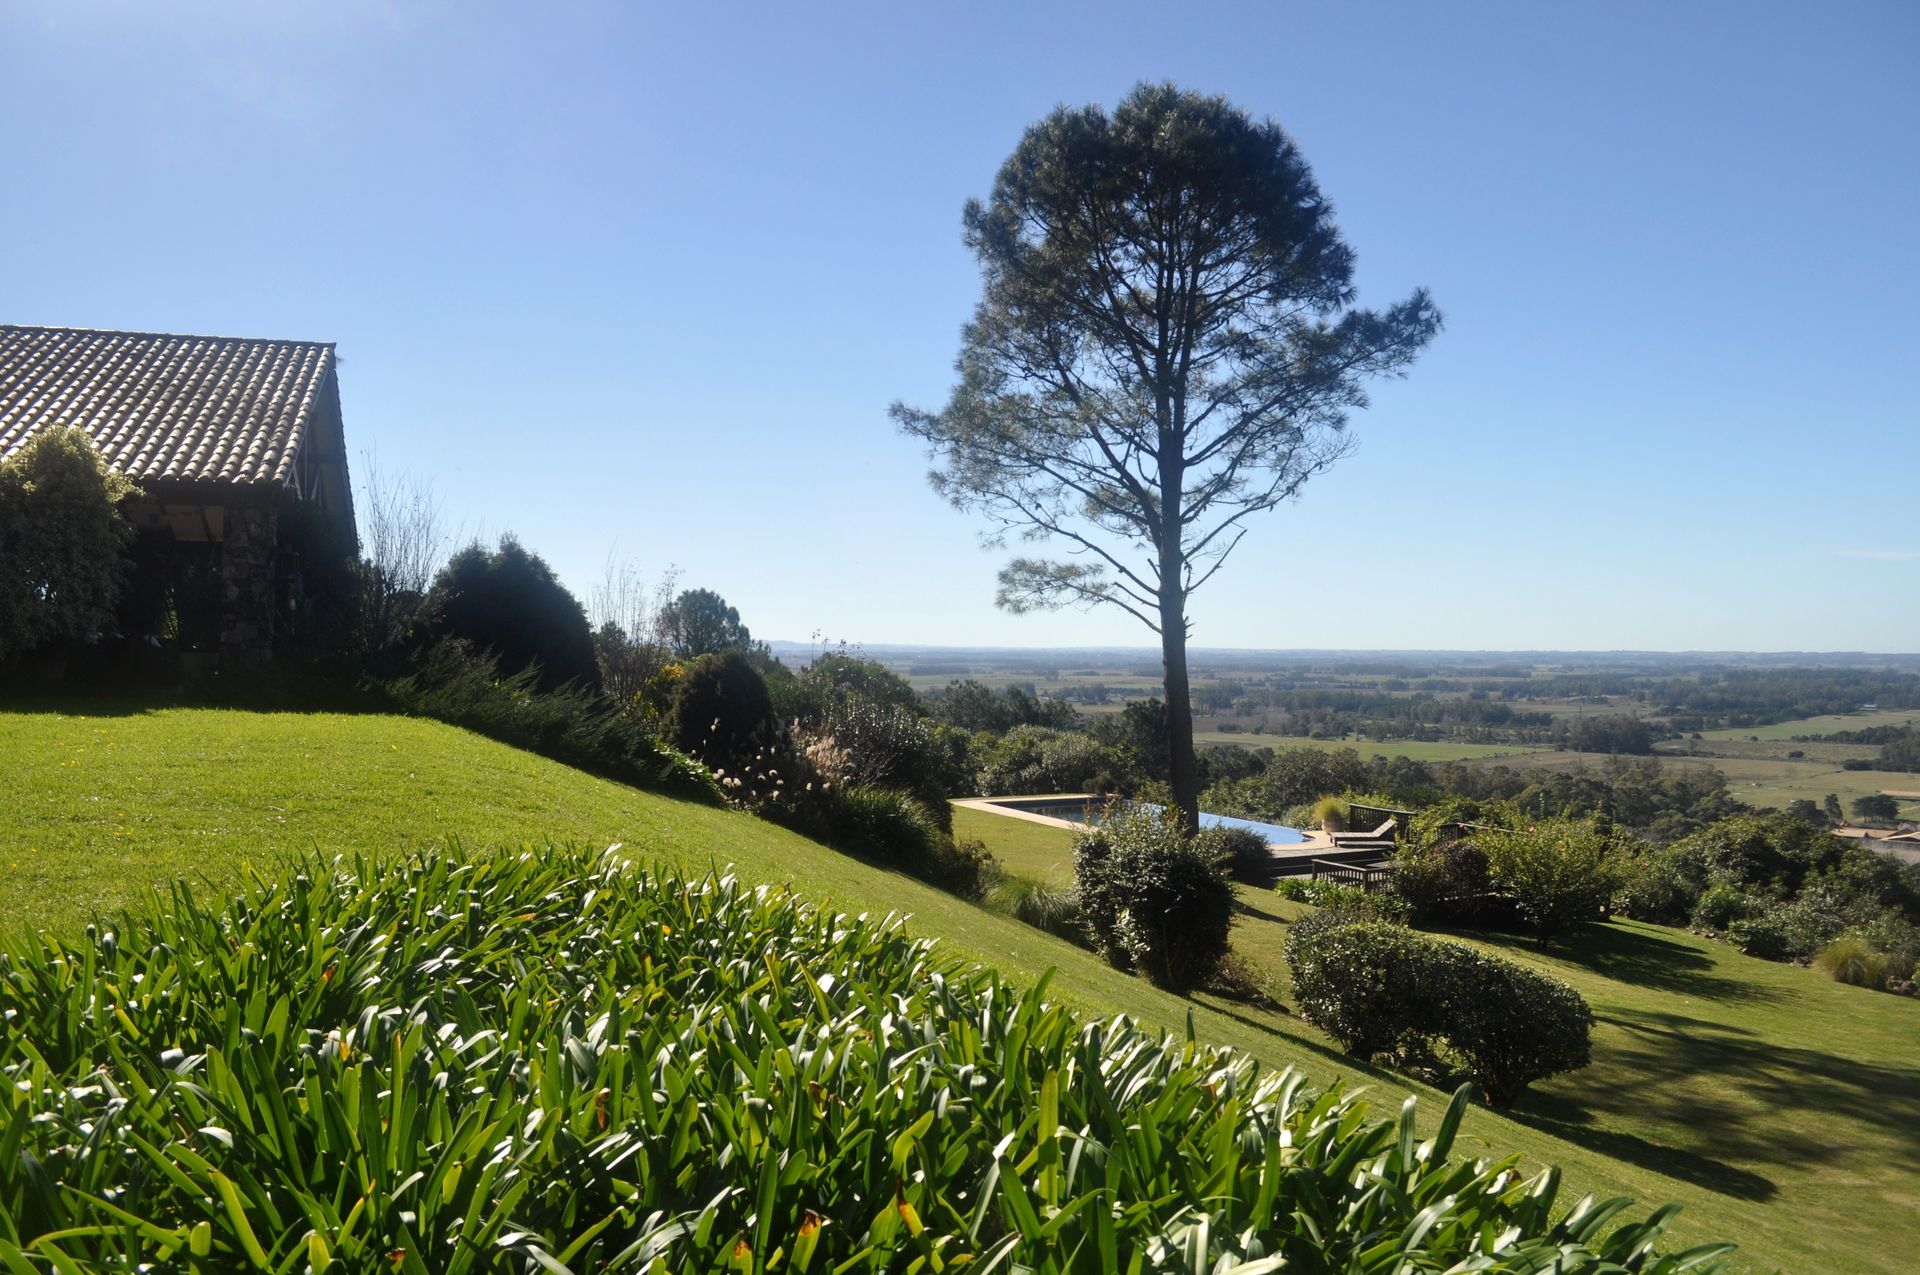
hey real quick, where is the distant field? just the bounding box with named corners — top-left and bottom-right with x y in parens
top-left (1691, 709), bottom-right (1919, 743)
top-left (1658, 738), bottom-right (1882, 766)
top-left (1485, 748), bottom-right (1920, 818)
top-left (1194, 732), bottom-right (1552, 763)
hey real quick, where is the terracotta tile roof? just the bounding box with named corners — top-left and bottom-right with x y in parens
top-left (0, 324), bottom-right (336, 488)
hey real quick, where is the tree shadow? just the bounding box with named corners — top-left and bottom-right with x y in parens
top-left (1509, 1088), bottom-right (1778, 1200)
top-left (1440, 920), bottom-right (1782, 1004)
top-left (1512, 1007), bottom-right (1920, 1186)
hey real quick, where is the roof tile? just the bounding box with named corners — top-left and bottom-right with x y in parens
top-left (0, 325), bottom-right (335, 487)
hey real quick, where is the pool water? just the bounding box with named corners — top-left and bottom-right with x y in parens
top-left (985, 796), bottom-right (1308, 845)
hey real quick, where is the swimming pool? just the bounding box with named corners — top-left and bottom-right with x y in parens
top-left (982, 795), bottom-right (1308, 846)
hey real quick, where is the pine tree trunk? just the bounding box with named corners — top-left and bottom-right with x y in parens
top-left (1159, 581), bottom-right (1200, 835)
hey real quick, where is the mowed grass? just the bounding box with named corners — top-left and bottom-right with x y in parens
top-left (957, 802), bottom-right (1920, 1275)
top-left (3, 705), bottom-right (1915, 1271)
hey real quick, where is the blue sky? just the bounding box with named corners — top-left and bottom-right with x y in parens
top-left (3, 1), bottom-right (1914, 652)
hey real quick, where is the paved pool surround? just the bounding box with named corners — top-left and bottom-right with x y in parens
top-left (957, 793), bottom-right (1335, 857)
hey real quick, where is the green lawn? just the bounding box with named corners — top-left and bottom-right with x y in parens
top-left (6, 704), bottom-right (1918, 1271)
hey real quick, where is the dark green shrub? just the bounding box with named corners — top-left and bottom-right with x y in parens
top-left (1689, 883), bottom-right (1761, 931)
top-left (1203, 824), bottom-right (1275, 883)
top-left (1286, 920), bottom-right (1593, 1105)
top-left (0, 427), bottom-right (138, 661)
top-left (1298, 879), bottom-right (1412, 922)
top-left (1858, 912), bottom-right (1920, 983)
top-left (381, 640), bottom-right (715, 800)
top-left (668, 649), bottom-right (779, 770)
top-left (767, 783), bottom-right (998, 898)
top-left (1393, 838), bottom-right (1498, 924)
top-left (1073, 807), bottom-right (1234, 992)
top-left (423, 535), bottom-right (599, 691)
top-left (1729, 892), bottom-right (1848, 962)
top-left (1283, 920), bottom-right (1431, 1059)
top-left (1616, 849), bottom-right (1700, 925)
top-left (976, 725), bottom-right (1136, 795)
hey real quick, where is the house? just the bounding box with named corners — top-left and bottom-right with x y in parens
top-left (0, 324), bottom-right (357, 661)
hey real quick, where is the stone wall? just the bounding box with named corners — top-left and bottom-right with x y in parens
top-left (219, 505), bottom-right (277, 663)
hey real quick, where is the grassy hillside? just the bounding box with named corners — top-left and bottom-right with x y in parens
top-left (4, 705), bottom-right (1915, 1270)
top-left (957, 805), bottom-right (1920, 1274)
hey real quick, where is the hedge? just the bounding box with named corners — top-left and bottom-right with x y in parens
top-left (1286, 918), bottom-right (1594, 1105)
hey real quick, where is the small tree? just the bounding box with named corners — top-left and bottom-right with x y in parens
top-left (0, 428), bottom-right (138, 660)
top-left (661, 588), bottom-right (759, 660)
top-left (355, 454), bottom-right (451, 653)
top-left (424, 535), bottom-right (599, 692)
top-left (1482, 818), bottom-right (1626, 943)
top-left (1852, 794), bottom-right (1900, 823)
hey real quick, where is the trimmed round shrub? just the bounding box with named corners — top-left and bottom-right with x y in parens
top-left (1286, 920), bottom-right (1593, 1106)
top-left (1074, 808), bottom-right (1234, 992)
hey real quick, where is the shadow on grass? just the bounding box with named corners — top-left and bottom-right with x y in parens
top-left (1509, 1089), bottom-right (1779, 1201)
top-left (1440, 920), bottom-right (1783, 1005)
top-left (1511, 1007), bottom-right (1920, 1193)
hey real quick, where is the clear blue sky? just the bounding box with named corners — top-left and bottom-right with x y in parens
top-left (4, 1), bottom-right (1914, 652)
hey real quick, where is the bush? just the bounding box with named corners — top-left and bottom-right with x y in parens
top-left (1392, 838), bottom-right (1497, 924)
top-left (1481, 818), bottom-right (1626, 942)
top-left (0, 427), bottom-right (138, 661)
top-left (976, 725), bottom-right (1136, 795)
top-left (423, 535), bottom-right (599, 691)
top-left (1728, 891), bottom-right (1848, 963)
top-left (1310, 794), bottom-right (1349, 831)
top-left (986, 875), bottom-right (1085, 942)
top-left (1815, 935), bottom-right (1889, 989)
top-left (668, 649), bottom-right (780, 770)
top-left (1286, 920), bottom-right (1593, 1105)
top-left (1274, 876), bottom-right (1312, 902)
top-left (1074, 807), bottom-right (1235, 992)
top-left (1690, 883), bottom-right (1760, 931)
top-left (1283, 878), bottom-right (1413, 923)
top-left (1616, 849), bottom-right (1700, 925)
top-left (381, 640), bottom-right (715, 800)
top-left (1203, 824), bottom-right (1275, 883)
top-left (766, 782), bottom-right (998, 899)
